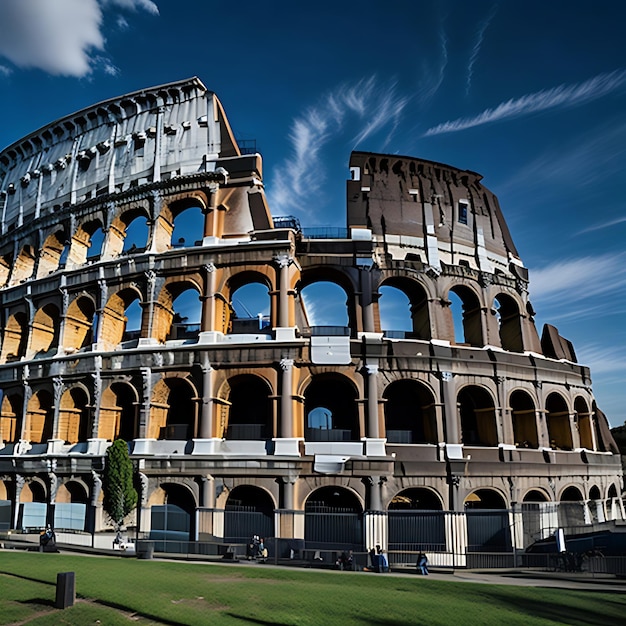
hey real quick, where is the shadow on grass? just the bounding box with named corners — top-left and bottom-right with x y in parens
top-left (21, 597), bottom-right (56, 609)
top-left (224, 613), bottom-right (296, 625)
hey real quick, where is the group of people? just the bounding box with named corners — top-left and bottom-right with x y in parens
top-left (365, 545), bottom-right (389, 573)
top-left (246, 535), bottom-right (268, 562)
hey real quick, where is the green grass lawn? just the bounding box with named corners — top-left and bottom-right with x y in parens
top-left (1, 552), bottom-right (624, 625)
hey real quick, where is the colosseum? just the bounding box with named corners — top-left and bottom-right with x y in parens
top-left (0, 77), bottom-right (622, 563)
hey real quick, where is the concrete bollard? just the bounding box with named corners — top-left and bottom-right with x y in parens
top-left (55, 572), bottom-right (75, 609)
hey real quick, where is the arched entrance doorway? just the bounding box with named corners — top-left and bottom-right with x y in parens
top-left (464, 489), bottom-right (511, 553)
top-left (224, 486), bottom-right (275, 543)
top-left (150, 483), bottom-right (197, 546)
top-left (305, 487), bottom-right (363, 551)
top-left (388, 488), bottom-right (445, 561)
top-left (54, 481), bottom-right (89, 531)
top-left (559, 486), bottom-right (585, 528)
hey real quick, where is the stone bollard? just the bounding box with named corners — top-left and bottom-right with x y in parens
top-left (55, 572), bottom-right (75, 609)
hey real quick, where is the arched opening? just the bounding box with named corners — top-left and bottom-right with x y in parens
top-left (58, 387), bottom-right (90, 444)
top-left (0, 253), bottom-right (12, 288)
top-left (465, 489), bottom-right (510, 554)
top-left (25, 390), bottom-right (54, 444)
top-left (171, 205), bottom-right (204, 249)
top-left (224, 485), bottom-right (275, 543)
top-left (18, 480), bottom-right (48, 530)
top-left (229, 282), bottom-right (271, 335)
top-left (493, 293), bottom-right (523, 352)
top-left (223, 375), bottom-right (272, 440)
top-left (388, 488), bottom-right (445, 556)
top-left (560, 486), bottom-right (583, 502)
top-left (27, 303), bottom-right (60, 359)
top-left (121, 213), bottom-right (149, 254)
top-left (67, 219), bottom-right (105, 267)
top-left (383, 380), bottom-right (437, 444)
top-left (304, 374), bottom-right (359, 441)
top-left (574, 397), bottom-right (593, 450)
top-left (100, 288), bottom-right (143, 349)
top-left (298, 277), bottom-right (354, 337)
top-left (36, 230), bottom-right (68, 278)
top-left (153, 281), bottom-right (201, 343)
top-left (54, 481), bottom-right (89, 531)
top-left (379, 279), bottom-right (430, 340)
top-left (305, 487), bottom-right (364, 551)
top-left (546, 393), bottom-right (573, 450)
top-left (10, 245), bottom-right (36, 285)
top-left (0, 480), bottom-right (15, 530)
top-left (150, 483), bottom-right (197, 543)
top-left (149, 377), bottom-right (198, 440)
top-left (458, 386), bottom-right (498, 447)
top-left (523, 490), bottom-right (550, 503)
top-left (608, 484), bottom-right (618, 499)
top-left (448, 285), bottom-right (483, 346)
top-left (0, 392), bottom-right (23, 443)
top-left (559, 485), bottom-right (585, 527)
top-left (99, 382), bottom-right (139, 441)
top-left (63, 296), bottom-right (96, 352)
top-left (0, 312), bottom-right (28, 363)
top-left (510, 390), bottom-right (538, 448)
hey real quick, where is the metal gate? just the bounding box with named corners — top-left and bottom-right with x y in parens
top-left (388, 510), bottom-right (446, 552)
top-left (466, 510), bottom-right (511, 552)
top-left (223, 505), bottom-right (274, 543)
top-left (305, 506), bottom-right (363, 550)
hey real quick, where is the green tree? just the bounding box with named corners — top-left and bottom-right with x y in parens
top-left (102, 439), bottom-right (138, 535)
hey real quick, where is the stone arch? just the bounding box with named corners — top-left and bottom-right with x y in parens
top-left (25, 389), bottom-right (54, 443)
top-left (378, 277), bottom-right (431, 340)
top-left (560, 485), bottom-right (583, 502)
top-left (447, 284), bottom-right (483, 347)
top-left (458, 385), bottom-right (498, 447)
top-left (67, 218), bottom-right (105, 268)
top-left (149, 376), bottom-right (199, 440)
top-left (56, 480), bottom-right (89, 504)
top-left (153, 194), bottom-right (209, 253)
top-left (607, 484), bottom-right (619, 499)
top-left (36, 229), bottom-right (68, 278)
top-left (0, 391), bottom-right (23, 443)
top-left (388, 487), bottom-right (443, 510)
top-left (224, 485), bottom-right (276, 543)
top-left (169, 199), bottom-right (206, 250)
top-left (0, 311), bottom-right (29, 363)
top-left (546, 392), bottom-right (573, 450)
top-left (574, 396), bottom-right (593, 450)
top-left (522, 489), bottom-right (551, 502)
top-left (106, 207), bottom-right (150, 259)
top-left (216, 374), bottom-right (273, 440)
top-left (99, 381), bottom-right (139, 441)
top-left (304, 486), bottom-right (364, 550)
top-left (100, 287), bottom-right (143, 350)
top-left (509, 389), bottom-right (538, 448)
top-left (0, 251), bottom-right (12, 288)
top-left (150, 481), bottom-right (198, 541)
top-left (303, 373), bottom-right (360, 441)
top-left (62, 295), bottom-right (96, 352)
top-left (27, 303), bottom-right (61, 359)
top-left (589, 485), bottom-right (601, 501)
top-left (383, 379), bottom-right (437, 444)
top-left (58, 386), bottom-right (90, 444)
top-left (464, 488), bottom-right (507, 509)
top-left (297, 268), bottom-right (357, 337)
top-left (20, 479), bottom-right (47, 502)
top-left (493, 292), bottom-right (523, 352)
top-left (10, 244), bottom-right (36, 285)
top-left (218, 270), bottom-right (273, 336)
top-left (153, 279), bottom-right (202, 343)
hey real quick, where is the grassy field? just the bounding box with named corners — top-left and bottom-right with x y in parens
top-left (1, 552), bottom-right (625, 625)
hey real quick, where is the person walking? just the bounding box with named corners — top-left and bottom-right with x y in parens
top-left (417, 551), bottom-right (429, 575)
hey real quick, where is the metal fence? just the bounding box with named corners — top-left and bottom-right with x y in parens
top-left (223, 506), bottom-right (274, 543)
top-left (305, 507), bottom-right (364, 551)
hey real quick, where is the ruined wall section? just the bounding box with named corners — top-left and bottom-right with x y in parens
top-left (347, 152), bottom-right (524, 280)
top-left (0, 77), bottom-right (242, 233)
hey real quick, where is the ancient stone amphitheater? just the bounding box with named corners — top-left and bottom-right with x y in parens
top-left (0, 77), bottom-right (622, 561)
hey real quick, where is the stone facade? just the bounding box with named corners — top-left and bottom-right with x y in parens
top-left (0, 78), bottom-right (621, 549)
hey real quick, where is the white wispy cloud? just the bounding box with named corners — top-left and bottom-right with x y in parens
top-left (0, 0), bottom-right (158, 77)
top-left (0, 65), bottom-right (11, 77)
top-left (575, 215), bottom-right (626, 236)
top-left (425, 70), bottom-right (626, 136)
top-left (269, 77), bottom-right (409, 216)
top-left (417, 24), bottom-right (448, 106)
top-left (529, 253), bottom-right (626, 305)
top-left (465, 3), bottom-right (498, 96)
top-left (575, 344), bottom-right (626, 375)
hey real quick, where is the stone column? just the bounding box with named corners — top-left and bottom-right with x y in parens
top-left (365, 364), bottom-right (380, 439)
top-left (280, 358), bottom-right (294, 439)
top-left (199, 355), bottom-right (214, 439)
top-left (440, 371), bottom-right (459, 443)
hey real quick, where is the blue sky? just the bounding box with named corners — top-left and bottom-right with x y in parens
top-left (0, 0), bottom-right (624, 425)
